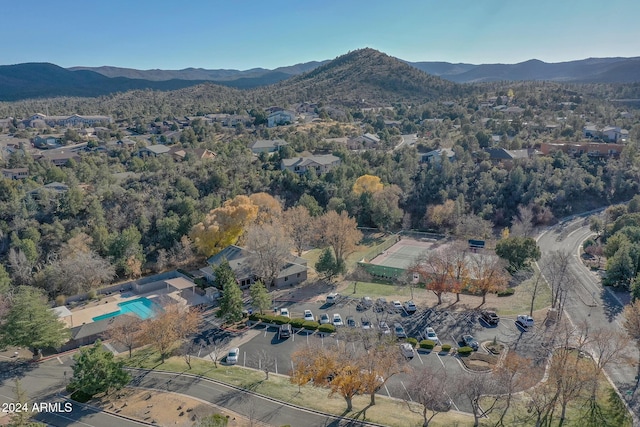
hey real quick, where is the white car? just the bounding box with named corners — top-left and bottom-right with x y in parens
top-left (319, 313), bottom-right (330, 324)
top-left (400, 342), bottom-right (415, 359)
top-left (227, 347), bottom-right (239, 365)
top-left (379, 321), bottom-right (391, 335)
top-left (280, 308), bottom-right (290, 318)
top-left (516, 314), bottom-right (534, 329)
top-left (304, 310), bottom-right (314, 321)
top-left (333, 313), bottom-right (344, 327)
top-left (425, 327), bottom-right (439, 344)
top-left (392, 301), bottom-right (403, 311)
top-left (404, 300), bottom-right (417, 313)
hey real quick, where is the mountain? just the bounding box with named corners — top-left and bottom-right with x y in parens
top-left (68, 60), bottom-right (330, 88)
top-left (0, 63), bottom-right (215, 101)
top-left (409, 57), bottom-right (640, 83)
top-left (258, 48), bottom-right (462, 106)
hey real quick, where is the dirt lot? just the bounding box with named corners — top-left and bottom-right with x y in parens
top-left (94, 388), bottom-right (254, 427)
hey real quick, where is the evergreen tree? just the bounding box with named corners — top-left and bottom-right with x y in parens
top-left (0, 264), bottom-right (11, 295)
top-left (216, 260), bottom-right (243, 322)
top-left (316, 247), bottom-right (343, 281)
top-left (0, 286), bottom-right (70, 357)
top-left (68, 340), bottom-right (130, 398)
top-left (249, 281), bottom-right (271, 314)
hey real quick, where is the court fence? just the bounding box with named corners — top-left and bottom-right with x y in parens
top-left (357, 262), bottom-right (407, 280)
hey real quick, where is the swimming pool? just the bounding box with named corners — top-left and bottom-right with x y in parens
top-left (92, 297), bottom-right (161, 322)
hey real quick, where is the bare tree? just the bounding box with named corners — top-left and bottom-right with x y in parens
top-left (207, 337), bottom-right (231, 368)
top-left (405, 366), bottom-right (452, 427)
top-left (245, 222), bottom-right (292, 287)
top-left (139, 304), bottom-right (201, 363)
top-left (283, 205), bottom-right (313, 256)
top-left (623, 300), bottom-right (640, 398)
top-left (541, 250), bottom-right (573, 309)
top-left (255, 349), bottom-right (275, 380)
top-left (107, 315), bottom-right (143, 358)
top-left (511, 205), bottom-right (536, 238)
top-left (8, 248), bottom-right (33, 285)
top-left (454, 372), bottom-right (501, 427)
top-left (359, 341), bottom-right (408, 405)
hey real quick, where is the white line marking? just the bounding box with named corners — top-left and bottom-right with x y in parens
top-left (416, 351), bottom-right (424, 365)
top-left (400, 380), bottom-right (412, 401)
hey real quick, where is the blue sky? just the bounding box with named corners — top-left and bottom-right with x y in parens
top-left (3, 0), bottom-right (638, 70)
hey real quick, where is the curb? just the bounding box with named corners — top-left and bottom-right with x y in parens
top-left (125, 367), bottom-right (388, 427)
top-left (56, 392), bottom-right (153, 426)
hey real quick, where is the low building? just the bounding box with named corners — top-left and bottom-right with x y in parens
top-left (540, 142), bottom-right (624, 158)
top-left (2, 168), bottom-right (28, 179)
top-left (200, 245), bottom-right (308, 289)
top-left (267, 110), bottom-right (296, 127)
top-left (169, 147), bottom-right (216, 161)
top-left (36, 150), bottom-right (81, 166)
top-left (419, 148), bottom-right (455, 164)
top-left (281, 154), bottom-right (341, 175)
top-left (137, 144), bottom-right (171, 157)
top-left (25, 113), bottom-right (112, 128)
top-left (33, 135), bottom-right (62, 149)
top-left (347, 133), bottom-right (380, 150)
top-left (249, 139), bottom-right (288, 154)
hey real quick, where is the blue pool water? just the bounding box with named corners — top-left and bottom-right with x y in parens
top-left (92, 297), bottom-right (160, 322)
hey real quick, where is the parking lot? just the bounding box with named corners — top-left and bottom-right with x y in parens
top-left (189, 293), bottom-right (550, 414)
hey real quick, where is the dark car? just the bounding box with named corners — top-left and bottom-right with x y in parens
top-left (346, 316), bottom-right (357, 328)
top-left (279, 323), bottom-right (292, 339)
top-left (481, 310), bottom-right (500, 325)
top-left (462, 334), bottom-right (479, 351)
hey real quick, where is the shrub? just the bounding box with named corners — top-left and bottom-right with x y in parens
top-left (458, 346), bottom-right (473, 356)
top-left (406, 337), bottom-right (418, 347)
top-left (55, 295), bottom-right (66, 307)
top-left (272, 315), bottom-right (291, 325)
top-left (497, 288), bottom-right (515, 297)
top-left (70, 390), bottom-right (92, 403)
top-left (419, 339), bottom-right (435, 349)
top-left (249, 313), bottom-right (260, 322)
top-left (87, 289), bottom-right (97, 300)
top-left (318, 324), bottom-right (336, 334)
top-left (289, 318), bottom-right (306, 329)
top-left (302, 320), bottom-right (319, 331)
top-left (441, 344), bottom-right (451, 352)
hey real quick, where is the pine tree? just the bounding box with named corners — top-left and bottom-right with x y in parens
top-left (68, 340), bottom-right (130, 398)
top-left (249, 281), bottom-right (271, 314)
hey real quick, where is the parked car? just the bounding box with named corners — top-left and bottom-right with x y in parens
top-left (326, 293), bottom-right (339, 305)
top-left (404, 300), bottom-right (417, 314)
top-left (394, 323), bottom-right (407, 338)
top-left (361, 317), bottom-right (373, 330)
top-left (279, 308), bottom-right (290, 318)
top-left (374, 297), bottom-right (387, 312)
top-left (379, 321), bottom-right (391, 335)
top-left (304, 310), bottom-right (314, 321)
top-left (319, 313), bottom-right (330, 324)
top-left (399, 342), bottom-right (415, 359)
top-left (425, 327), bottom-right (439, 344)
top-left (279, 323), bottom-right (292, 339)
top-left (462, 334), bottom-right (479, 350)
top-left (346, 316), bottom-right (357, 328)
top-left (333, 313), bottom-right (344, 327)
top-left (481, 310), bottom-right (500, 325)
top-left (357, 296), bottom-right (373, 310)
top-left (516, 314), bottom-right (534, 329)
top-left (392, 301), bottom-right (403, 312)
top-left (227, 347), bottom-right (239, 365)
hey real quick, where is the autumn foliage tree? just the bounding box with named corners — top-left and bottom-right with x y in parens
top-left (249, 192), bottom-right (283, 225)
top-left (411, 245), bottom-right (457, 305)
top-left (107, 315), bottom-right (143, 358)
top-left (245, 222), bottom-right (292, 287)
top-left (352, 174), bottom-right (383, 196)
top-left (468, 252), bottom-right (509, 304)
top-left (317, 210), bottom-right (362, 267)
top-left (190, 195), bottom-right (259, 256)
top-left (283, 205), bottom-right (313, 256)
top-left (139, 304), bottom-right (201, 363)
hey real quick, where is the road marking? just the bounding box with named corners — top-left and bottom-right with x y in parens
top-left (46, 411), bottom-right (97, 427)
top-left (400, 380), bottom-right (412, 401)
top-left (243, 351), bottom-right (246, 367)
top-left (436, 353), bottom-right (446, 368)
top-left (275, 358), bottom-right (278, 375)
top-left (384, 384), bottom-right (391, 397)
top-left (56, 356), bottom-right (63, 364)
top-left (446, 392), bottom-right (459, 411)
top-left (416, 351), bottom-right (424, 365)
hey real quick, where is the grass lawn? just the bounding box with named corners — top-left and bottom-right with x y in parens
top-left (347, 280), bottom-right (414, 299)
top-left (123, 348), bottom-right (474, 426)
top-left (302, 232), bottom-right (395, 272)
top-left (496, 269), bottom-right (552, 316)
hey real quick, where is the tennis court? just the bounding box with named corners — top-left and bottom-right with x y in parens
top-left (369, 238), bottom-right (439, 269)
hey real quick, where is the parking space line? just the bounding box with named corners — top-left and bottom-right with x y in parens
top-left (400, 380), bottom-right (412, 401)
top-left (275, 358), bottom-right (278, 374)
top-left (384, 384), bottom-right (391, 397)
top-left (446, 392), bottom-right (459, 411)
top-left (436, 353), bottom-right (446, 368)
top-left (416, 351), bottom-right (424, 365)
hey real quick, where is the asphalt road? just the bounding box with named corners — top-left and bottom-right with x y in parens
top-left (537, 218), bottom-right (640, 420)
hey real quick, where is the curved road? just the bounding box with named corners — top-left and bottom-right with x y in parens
top-left (0, 357), bottom-right (382, 427)
top-left (537, 218), bottom-right (640, 421)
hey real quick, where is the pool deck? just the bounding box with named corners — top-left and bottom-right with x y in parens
top-left (61, 285), bottom-right (207, 328)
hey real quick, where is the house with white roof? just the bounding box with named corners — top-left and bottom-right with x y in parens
top-left (281, 154), bottom-right (341, 175)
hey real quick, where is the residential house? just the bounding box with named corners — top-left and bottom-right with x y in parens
top-left (418, 148), bottom-right (455, 165)
top-left (1, 168), bottom-right (28, 180)
top-left (540, 142), bottom-right (624, 158)
top-left (267, 110), bottom-right (296, 127)
top-left (347, 133), bottom-right (380, 150)
top-left (583, 124), bottom-right (599, 139)
top-left (503, 106), bottom-right (525, 115)
top-left (281, 154), bottom-right (341, 175)
top-left (483, 148), bottom-right (531, 167)
top-left (25, 113), bottom-right (112, 128)
top-left (169, 147), bottom-right (216, 161)
top-left (29, 182), bottom-right (70, 197)
top-left (36, 150), bottom-right (81, 166)
top-left (200, 245), bottom-right (308, 289)
top-left (601, 126), bottom-right (629, 143)
top-left (137, 144), bottom-right (171, 157)
top-left (249, 139), bottom-right (289, 154)
top-left (33, 135), bottom-right (62, 149)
